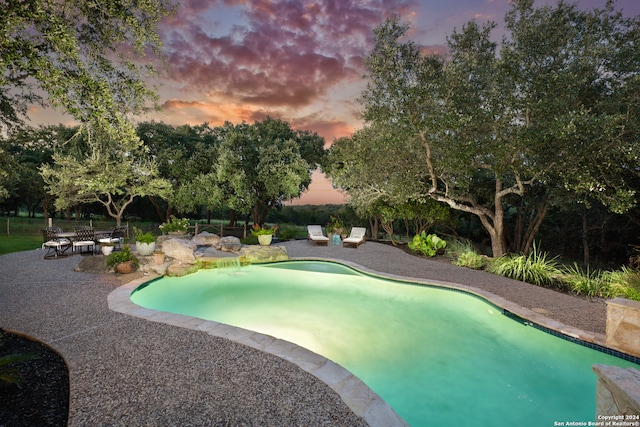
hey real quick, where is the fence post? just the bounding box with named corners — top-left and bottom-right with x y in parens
top-left (195, 223), bottom-right (199, 235)
top-left (243, 223), bottom-right (247, 239)
top-left (220, 222), bottom-right (223, 237)
top-left (6, 217), bottom-right (9, 236)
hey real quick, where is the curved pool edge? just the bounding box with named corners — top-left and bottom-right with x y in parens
top-left (107, 257), bottom-right (611, 427)
top-left (107, 272), bottom-right (407, 427)
top-left (302, 257), bottom-right (608, 348)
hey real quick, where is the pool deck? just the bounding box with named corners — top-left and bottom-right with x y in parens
top-left (0, 240), bottom-right (609, 426)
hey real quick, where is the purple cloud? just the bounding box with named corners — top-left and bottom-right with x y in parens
top-left (160, 0), bottom-right (418, 108)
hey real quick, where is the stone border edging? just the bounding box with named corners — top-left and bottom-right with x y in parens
top-left (107, 271), bottom-right (407, 427)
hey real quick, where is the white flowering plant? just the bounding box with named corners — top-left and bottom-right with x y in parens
top-left (159, 215), bottom-right (190, 233)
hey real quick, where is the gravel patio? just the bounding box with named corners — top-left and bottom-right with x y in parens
top-left (0, 240), bottom-right (609, 426)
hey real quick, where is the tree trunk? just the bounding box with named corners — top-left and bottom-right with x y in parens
top-left (368, 217), bottom-right (379, 240)
top-left (380, 219), bottom-right (395, 245)
top-left (148, 196), bottom-right (169, 223)
top-left (42, 199), bottom-right (50, 224)
top-left (228, 209), bottom-right (238, 227)
top-left (512, 194), bottom-right (549, 254)
top-left (582, 211), bottom-right (590, 265)
top-left (521, 196), bottom-right (549, 255)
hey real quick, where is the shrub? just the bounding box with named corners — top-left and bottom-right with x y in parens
top-left (408, 232), bottom-right (446, 257)
top-left (159, 215), bottom-right (190, 233)
top-left (561, 263), bottom-right (607, 297)
top-left (601, 267), bottom-right (640, 301)
top-left (250, 224), bottom-right (278, 236)
top-left (454, 251), bottom-right (485, 269)
top-left (106, 245), bottom-right (139, 268)
top-left (133, 227), bottom-right (155, 244)
top-left (277, 224), bottom-right (304, 241)
top-left (487, 244), bottom-right (560, 287)
top-left (447, 239), bottom-right (485, 269)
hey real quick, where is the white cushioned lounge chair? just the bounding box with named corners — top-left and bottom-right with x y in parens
top-left (307, 225), bottom-right (329, 246)
top-left (343, 227), bottom-right (367, 248)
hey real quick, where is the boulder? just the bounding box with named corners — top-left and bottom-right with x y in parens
top-left (138, 255), bottom-right (169, 275)
top-left (192, 231), bottom-right (221, 247)
top-left (166, 262), bottom-right (198, 277)
top-left (162, 238), bottom-right (197, 263)
top-left (217, 236), bottom-right (242, 253)
top-left (239, 245), bottom-right (288, 263)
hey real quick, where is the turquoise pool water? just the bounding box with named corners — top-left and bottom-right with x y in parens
top-left (130, 261), bottom-right (639, 426)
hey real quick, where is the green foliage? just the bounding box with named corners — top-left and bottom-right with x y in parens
top-left (601, 268), bottom-right (640, 301)
top-left (408, 232), bottom-right (446, 257)
top-left (276, 224), bottom-right (305, 241)
top-left (133, 227), bottom-right (155, 244)
top-left (0, 333), bottom-right (39, 386)
top-left (0, 0), bottom-right (176, 144)
top-left (561, 264), bottom-right (606, 297)
top-left (454, 251), bottom-right (485, 270)
top-left (159, 216), bottom-right (190, 233)
top-left (250, 224), bottom-right (278, 236)
top-left (40, 127), bottom-right (172, 226)
top-left (351, 2), bottom-right (640, 257)
top-left (559, 265), bottom-right (640, 301)
top-left (326, 216), bottom-right (345, 233)
top-left (487, 245), bottom-right (561, 287)
top-left (106, 245), bottom-right (138, 268)
top-left (212, 117), bottom-right (323, 225)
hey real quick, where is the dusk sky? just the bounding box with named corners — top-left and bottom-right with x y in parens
top-left (30, 0), bottom-right (640, 205)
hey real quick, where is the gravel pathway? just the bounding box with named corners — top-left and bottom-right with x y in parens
top-left (0, 240), bottom-right (608, 426)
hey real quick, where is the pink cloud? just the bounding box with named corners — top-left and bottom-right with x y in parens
top-left (161, 0), bottom-right (419, 110)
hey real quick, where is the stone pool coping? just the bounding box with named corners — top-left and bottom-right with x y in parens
top-left (109, 256), bottom-right (610, 427)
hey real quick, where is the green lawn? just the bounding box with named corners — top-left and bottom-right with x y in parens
top-left (0, 234), bottom-right (44, 256)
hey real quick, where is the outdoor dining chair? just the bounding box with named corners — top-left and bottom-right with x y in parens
top-left (98, 226), bottom-right (127, 251)
top-left (41, 229), bottom-right (72, 259)
top-left (72, 228), bottom-right (96, 255)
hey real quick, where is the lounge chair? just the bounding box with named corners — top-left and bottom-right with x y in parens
top-left (343, 227), bottom-right (367, 248)
top-left (307, 225), bottom-right (329, 246)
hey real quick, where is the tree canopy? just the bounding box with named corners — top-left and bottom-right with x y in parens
top-left (40, 127), bottom-right (172, 226)
top-left (330, 0), bottom-right (640, 257)
top-left (1, 0), bottom-right (175, 140)
top-left (198, 117), bottom-right (324, 225)
top-left (1, 0), bottom-right (176, 200)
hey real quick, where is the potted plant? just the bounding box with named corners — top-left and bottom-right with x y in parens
top-left (100, 242), bottom-right (115, 256)
top-left (106, 245), bottom-right (139, 274)
top-left (133, 227), bottom-right (156, 256)
top-left (251, 224), bottom-right (278, 246)
top-left (153, 250), bottom-right (165, 265)
top-left (326, 216), bottom-right (345, 242)
top-left (159, 215), bottom-right (190, 236)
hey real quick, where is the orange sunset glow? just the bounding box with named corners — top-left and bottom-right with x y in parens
top-left (28, 0), bottom-right (640, 205)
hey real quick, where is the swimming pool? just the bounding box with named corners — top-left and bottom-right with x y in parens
top-left (130, 261), bottom-right (640, 426)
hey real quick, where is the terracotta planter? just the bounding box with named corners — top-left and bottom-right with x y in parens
top-left (153, 252), bottom-right (165, 265)
top-left (257, 234), bottom-right (273, 246)
top-left (136, 241), bottom-right (156, 256)
top-left (115, 261), bottom-right (136, 274)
